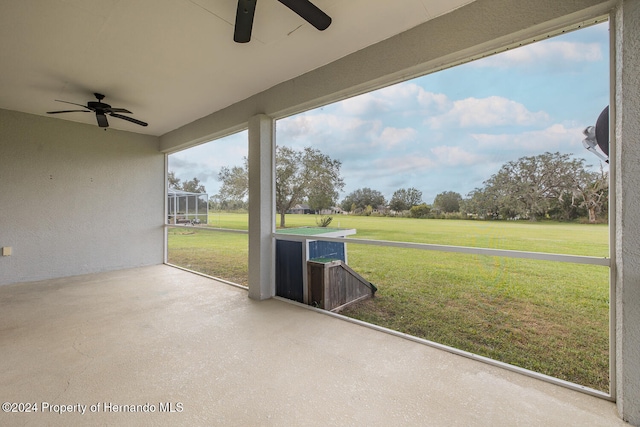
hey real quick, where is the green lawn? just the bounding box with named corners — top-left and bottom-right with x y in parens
top-left (167, 228), bottom-right (248, 286)
top-left (167, 212), bottom-right (610, 391)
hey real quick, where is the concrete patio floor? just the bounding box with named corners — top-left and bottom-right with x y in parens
top-left (0, 265), bottom-right (627, 426)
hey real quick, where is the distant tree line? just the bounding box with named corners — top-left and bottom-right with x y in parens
top-left (191, 148), bottom-right (607, 226)
top-left (463, 152), bottom-right (608, 223)
top-left (336, 152), bottom-right (607, 223)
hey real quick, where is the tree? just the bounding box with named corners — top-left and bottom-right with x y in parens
top-left (168, 171), bottom-right (206, 193)
top-left (569, 164), bottom-right (608, 223)
top-left (216, 147), bottom-right (344, 228)
top-left (462, 152), bottom-right (606, 223)
top-left (307, 190), bottom-right (334, 213)
top-left (341, 188), bottom-right (386, 212)
top-left (547, 190), bottom-right (582, 221)
top-left (484, 152), bottom-right (584, 221)
top-left (389, 187), bottom-right (423, 212)
top-left (181, 177), bottom-right (206, 193)
top-left (276, 146), bottom-right (344, 227)
top-left (168, 171), bottom-right (181, 189)
top-left (433, 191), bottom-right (462, 213)
top-left (209, 194), bottom-right (247, 211)
top-left (409, 203), bottom-right (431, 218)
top-left (462, 187), bottom-right (501, 219)
top-left (217, 158), bottom-right (249, 204)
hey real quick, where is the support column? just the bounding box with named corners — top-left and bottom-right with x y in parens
top-left (615, 0), bottom-right (640, 423)
top-left (248, 114), bottom-right (275, 300)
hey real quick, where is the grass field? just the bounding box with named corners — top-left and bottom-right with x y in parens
top-left (167, 228), bottom-right (249, 286)
top-left (167, 212), bottom-right (610, 392)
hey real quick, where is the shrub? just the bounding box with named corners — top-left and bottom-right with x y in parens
top-left (409, 203), bottom-right (431, 218)
top-left (315, 215), bottom-right (333, 227)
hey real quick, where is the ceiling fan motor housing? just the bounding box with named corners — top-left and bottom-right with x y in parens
top-left (87, 101), bottom-right (111, 110)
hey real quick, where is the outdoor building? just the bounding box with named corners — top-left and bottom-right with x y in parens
top-left (167, 188), bottom-right (208, 225)
top-left (288, 204), bottom-right (313, 215)
top-left (1, 0), bottom-right (639, 425)
top-left (319, 207), bottom-right (345, 215)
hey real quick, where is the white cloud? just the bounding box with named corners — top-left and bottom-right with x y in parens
top-left (471, 124), bottom-right (585, 152)
top-left (371, 154), bottom-right (437, 174)
top-left (277, 113), bottom-right (379, 148)
top-left (428, 96), bottom-right (549, 129)
top-left (417, 90), bottom-right (450, 111)
top-left (168, 156), bottom-right (199, 170)
top-left (473, 41), bottom-right (603, 69)
top-left (168, 131), bottom-right (249, 196)
top-left (340, 82), bottom-right (451, 117)
top-left (375, 127), bottom-right (418, 148)
top-left (340, 92), bottom-right (391, 116)
top-left (430, 146), bottom-right (485, 166)
top-left (378, 82), bottom-right (450, 110)
top-left (278, 112), bottom-right (419, 154)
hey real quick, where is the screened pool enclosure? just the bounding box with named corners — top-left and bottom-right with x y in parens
top-left (167, 189), bottom-right (208, 225)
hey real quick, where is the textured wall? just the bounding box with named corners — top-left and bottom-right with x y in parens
top-left (0, 109), bottom-right (164, 285)
top-left (615, 0), bottom-right (640, 423)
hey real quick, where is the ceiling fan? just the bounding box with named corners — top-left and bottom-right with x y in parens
top-left (234, 0), bottom-right (332, 43)
top-left (47, 93), bottom-right (148, 128)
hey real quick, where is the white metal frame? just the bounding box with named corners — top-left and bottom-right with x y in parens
top-left (167, 189), bottom-right (209, 225)
top-left (607, 9), bottom-right (617, 403)
top-left (275, 234), bottom-right (610, 266)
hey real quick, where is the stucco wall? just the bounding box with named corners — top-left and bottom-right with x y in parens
top-left (0, 109), bottom-right (164, 285)
top-left (615, 0), bottom-right (640, 423)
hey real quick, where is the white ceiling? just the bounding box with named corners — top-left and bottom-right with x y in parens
top-left (0, 0), bottom-right (475, 136)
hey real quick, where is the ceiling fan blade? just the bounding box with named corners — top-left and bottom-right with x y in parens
top-left (110, 113), bottom-right (148, 127)
top-left (108, 107), bottom-right (133, 114)
top-left (234, 0), bottom-right (257, 43)
top-left (54, 99), bottom-right (92, 110)
top-left (96, 113), bottom-right (109, 128)
top-left (47, 110), bottom-right (90, 114)
top-left (277, 0), bottom-right (331, 30)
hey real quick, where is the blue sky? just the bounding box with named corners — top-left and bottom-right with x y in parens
top-left (169, 22), bottom-right (609, 204)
